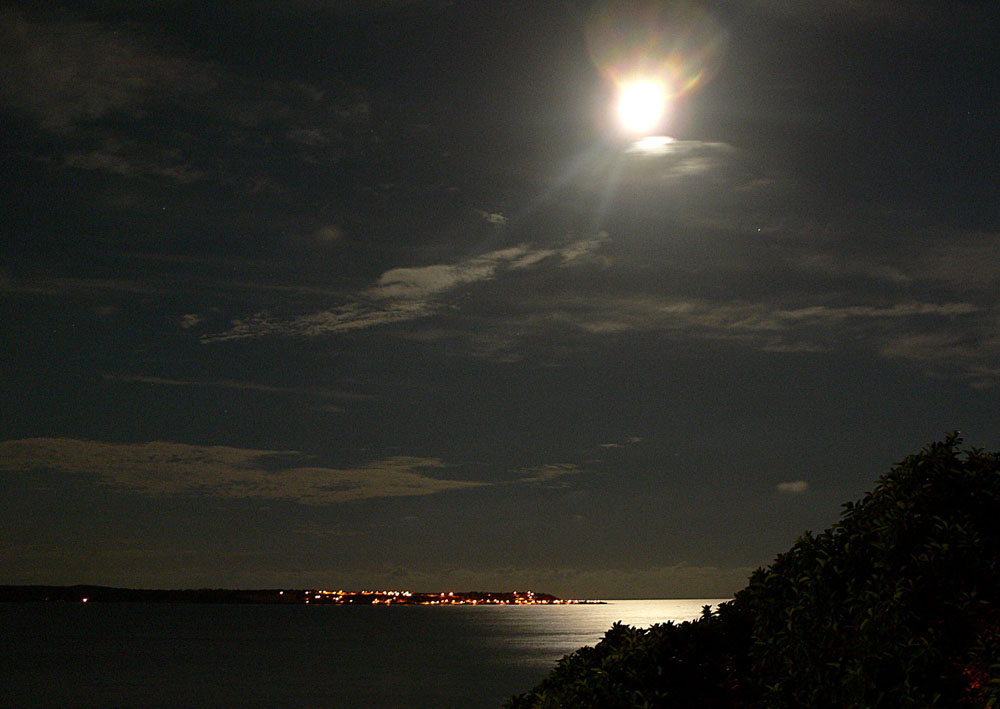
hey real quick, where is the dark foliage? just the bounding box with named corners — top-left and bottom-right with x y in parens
top-left (507, 602), bottom-right (753, 708)
top-left (508, 435), bottom-right (1000, 707)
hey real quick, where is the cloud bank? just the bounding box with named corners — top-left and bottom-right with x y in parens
top-left (0, 438), bottom-right (486, 504)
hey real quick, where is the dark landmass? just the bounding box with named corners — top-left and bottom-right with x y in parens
top-left (0, 585), bottom-right (600, 606)
top-left (509, 435), bottom-right (1000, 707)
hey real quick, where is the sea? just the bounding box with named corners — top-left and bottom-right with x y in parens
top-left (1, 598), bottom-right (726, 708)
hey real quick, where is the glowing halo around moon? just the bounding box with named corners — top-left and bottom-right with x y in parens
top-left (586, 0), bottom-right (728, 135)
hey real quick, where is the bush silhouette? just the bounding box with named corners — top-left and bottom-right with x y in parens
top-left (508, 435), bottom-right (999, 707)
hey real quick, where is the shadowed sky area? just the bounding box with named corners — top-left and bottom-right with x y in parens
top-left (2, 0), bottom-right (998, 598)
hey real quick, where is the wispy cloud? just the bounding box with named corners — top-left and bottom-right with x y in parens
top-left (880, 327), bottom-right (1000, 389)
top-left (515, 464), bottom-right (581, 487)
top-left (64, 146), bottom-right (205, 183)
top-left (178, 314), bottom-right (204, 329)
top-left (569, 296), bottom-right (979, 349)
top-left (370, 287), bottom-right (987, 375)
top-left (907, 232), bottom-right (1000, 291)
top-left (0, 6), bottom-right (218, 133)
top-left (477, 210), bottom-right (508, 226)
top-left (624, 138), bottom-right (734, 179)
top-left (0, 438), bottom-right (487, 504)
top-left (103, 374), bottom-right (373, 403)
top-left (784, 229), bottom-right (1000, 291)
top-left (600, 436), bottom-right (643, 449)
top-left (202, 236), bottom-right (610, 342)
top-left (306, 224), bottom-right (345, 245)
top-left (0, 275), bottom-right (168, 297)
top-left (0, 5), bottom-right (374, 200)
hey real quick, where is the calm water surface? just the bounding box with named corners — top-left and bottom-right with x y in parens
top-left (1, 599), bottom-right (726, 708)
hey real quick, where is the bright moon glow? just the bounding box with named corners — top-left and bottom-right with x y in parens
top-left (617, 80), bottom-right (666, 134)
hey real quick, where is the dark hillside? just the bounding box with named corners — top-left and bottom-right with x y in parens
top-left (508, 435), bottom-right (1000, 707)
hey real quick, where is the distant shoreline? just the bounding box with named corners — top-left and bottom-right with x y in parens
top-left (0, 585), bottom-right (605, 605)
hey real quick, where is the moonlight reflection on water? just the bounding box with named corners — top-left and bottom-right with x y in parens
top-left (0, 599), bottom-right (726, 707)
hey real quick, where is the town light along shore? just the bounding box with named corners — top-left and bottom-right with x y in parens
top-left (0, 585), bottom-right (603, 605)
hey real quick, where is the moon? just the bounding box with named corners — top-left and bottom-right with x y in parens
top-left (616, 80), bottom-right (666, 134)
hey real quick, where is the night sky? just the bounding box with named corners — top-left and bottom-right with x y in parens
top-left (2, 0), bottom-right (998, 599)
